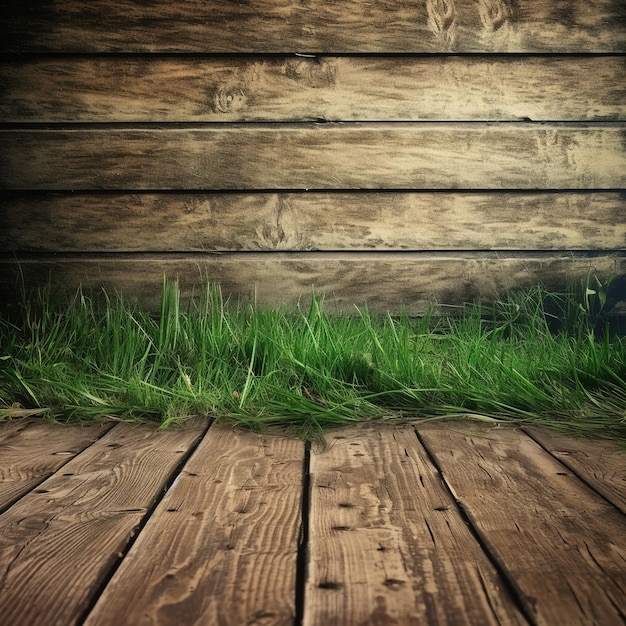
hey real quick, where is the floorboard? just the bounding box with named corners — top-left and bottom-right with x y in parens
top-left (524, 426), bottom-right (626, 515)
top-left (306, 425), bottom-right (526, 626)
top-left (417, 422), bottom-right (626, 626)
top-left (0, 419), bottom-right (113, 512)
top-left (0, 418), bottom-right (624, 626)
top-left (84, 424), bottom-right (305, 626)
top-left (0, 419), bottom-right (208, 626)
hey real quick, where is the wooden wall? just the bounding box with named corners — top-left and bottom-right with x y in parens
top-left (1, 0), bottom-right (625, 313)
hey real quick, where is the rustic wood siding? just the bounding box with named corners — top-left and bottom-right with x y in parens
top-left (0, 0), bottom-right (624, 312)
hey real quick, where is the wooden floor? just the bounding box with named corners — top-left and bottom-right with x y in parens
top-left (0, 418), bottom-right (624, 626)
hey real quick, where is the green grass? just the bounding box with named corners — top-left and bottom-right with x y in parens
top-left (1, 278), bottom-right (625, 441)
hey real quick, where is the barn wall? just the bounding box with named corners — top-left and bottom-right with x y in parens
top-left (0, 0), bottom-right (624, 313)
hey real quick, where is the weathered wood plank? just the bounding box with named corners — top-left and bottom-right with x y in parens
top-left (524, 427), bottom-right (626, 515)
top-left (0, 419), bottom-right (113, 512)
top-left (0, 419), bottom-right (208, 626)
top-left (1, 253), bottom-right (623, 314)
top-left (2, 191), bottom-right (624, 253)
top-left (1, 125), bottom-right (624, 191)
top-left (418, 422), bottom-right (626, 626)
top-left (1, 0), bottom-right (624, 52)
top-left (83, 424), bottom-right (304, 626)
top-left (305, 425), bottom-right (526, 625)
top-left (2, 56), bottom-right (624, 123)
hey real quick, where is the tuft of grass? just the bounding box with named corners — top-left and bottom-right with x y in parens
top-left (1, 278), bottom-right (625, 441)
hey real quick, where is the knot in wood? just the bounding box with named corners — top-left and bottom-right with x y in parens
top-left (283, 58), bottom-right (337, 88)
top-left (478, 0), bottom-right (519, 31)
top-left (426, 0), bottom-right (457, 46)
top-left (212, 87), bottom-right (246, 114)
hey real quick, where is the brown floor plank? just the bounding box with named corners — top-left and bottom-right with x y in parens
top-left (418, 422), bottom-right (626, 626)
top-left (305, 424), bottom-right (527, 626)
top-left (83, 423), bottom-right (305, 626)
top-left (524, 427), bottom-right (626, 515)
top-left (0, 419), bottom-right (208, 626)
top-left (0, 419), bottom-right (113, 511)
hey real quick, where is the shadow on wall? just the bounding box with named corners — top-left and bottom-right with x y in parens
top-left (548, 274), bottom-right (626, 337)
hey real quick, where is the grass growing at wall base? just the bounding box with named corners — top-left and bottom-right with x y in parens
top-left (1, 278), bottom-right (625, 441)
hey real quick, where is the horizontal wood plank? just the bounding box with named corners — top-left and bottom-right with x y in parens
top-left (2, 191), bottom-right (624, 253)
top-left (1, 253), bottom-right (623, 314)
top-left (2, 56), bottom-right (624, 123)
top-left (524, 428), bottom-right (626, 515)
top-left (1, 0), bottom-right (624, 52)
top-left (0, 420), bottom-right (209, 626)
top-left (84, 424), bottom-right (305, 626)
top-left (0, 420), bottom-right (112, 512)
top-left (418, 422), bottom-right (626, 626)
top-left (306, 425), bottom-right (526, 625)
top-left (1, 125), bottom-right (624, 191)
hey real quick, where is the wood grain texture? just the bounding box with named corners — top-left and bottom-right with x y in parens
top-left (2, 56), bottom-right (624, 123)
top-left (0, 420), bottom-right (624, 624)
top-left (1, 0), bottom-right (624, 52)
top-left (1, 124), bottom-right (624, 191)
top-left (418, 422), bottom-right (626, 626)
top-left (306, 425), bottom-right (526, 625)
top-left (524, 427), bottom-right (626, 515)
top-left (0, 420), bottom-right (112, 512)
top-left (2, 191), bottom-right (624, 253)
top-left (84, 424), bottom-right (304, 626)
top-left (0, 420), bottom-right (208, 626)
top-left (1, 253), bottom-right (623, 314)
